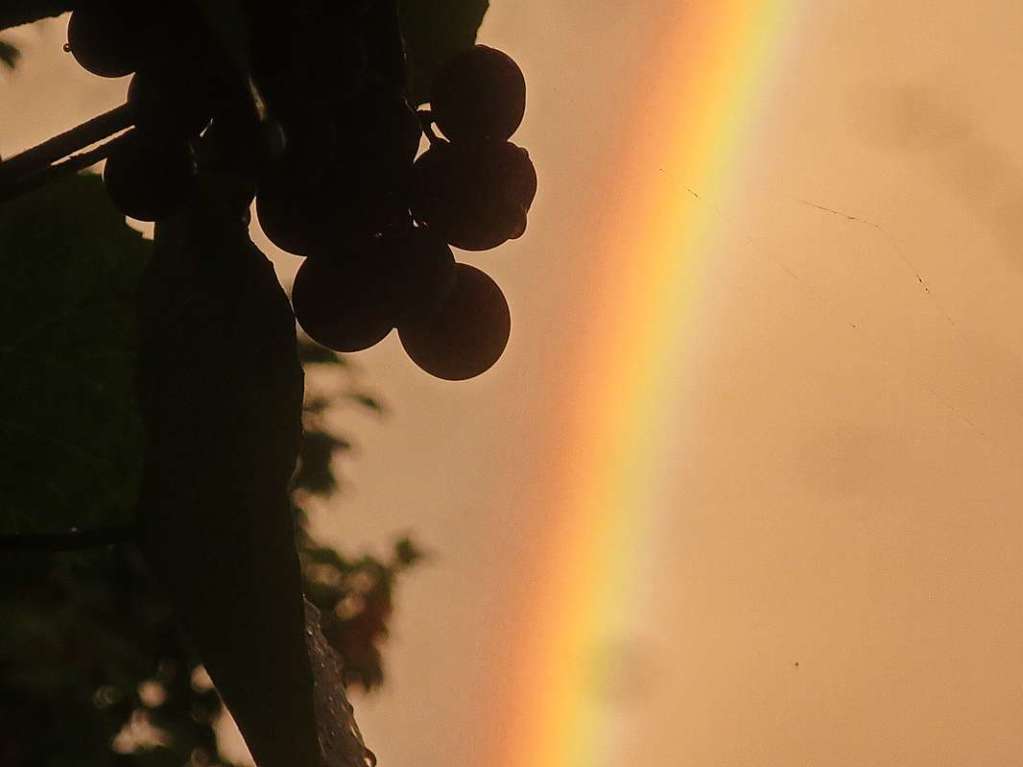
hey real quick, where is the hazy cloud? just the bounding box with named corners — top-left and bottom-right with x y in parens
top-left (857, 84), bottom-right (1023, 261)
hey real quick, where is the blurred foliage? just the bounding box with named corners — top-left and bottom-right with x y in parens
top-left (0, 342), bottom-right (423, 765)
top-left (0, 174), bottom-right (148, 537)
top-left (0, 39), bottom-right (20, 69)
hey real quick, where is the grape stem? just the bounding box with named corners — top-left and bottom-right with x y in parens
top-left (0, 523), bottom-right (137, 551)
top-left (0, 103), bottom-right (133, 187)
top-left (0, 127), bottom-right (136, 203)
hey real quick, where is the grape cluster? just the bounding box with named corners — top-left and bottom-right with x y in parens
top-left (66, 1), bottom-right (219, 219)
top-left (65, 1), bottom-right (536, 380)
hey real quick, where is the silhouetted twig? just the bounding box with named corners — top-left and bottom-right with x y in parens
top-left (0, 103), bottom-right (132, 185)
top-left (0, 128), bottom-right (137, 202)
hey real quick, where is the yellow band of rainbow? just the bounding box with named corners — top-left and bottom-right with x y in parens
top-left (489, 3), bottom-right (798, 765)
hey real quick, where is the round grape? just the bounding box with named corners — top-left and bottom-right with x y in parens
top-left (127, 71), bottom-right (213, 139)
top-left (103, 133), bottom-right (196, 222)
top-left (255, 172), bottom-right (325, 256)
top-left (201, 114), bottom-right (284, 178)
top-left (334, 86), bottom-right (422, 173)
top-left (254, 126), bottom-right (338, 255)
top-left (398, 263), bottom-right (510, 380)
top-left (66, 4), bottom-right (140, 78)
top-left (291, 250), bottom-right (397, 353)
top-left (384, 227), bottom-right (457, 321)
top-left (412, 140), bottom-right (536, 250)
top-left (430, 45), bottom-right (526, 144)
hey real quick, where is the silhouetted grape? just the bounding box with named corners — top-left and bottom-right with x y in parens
top-left (398, 264), bottom-right (510, 380)
top-left (139, 6), bottom-right (216, 83)
top-left (197, 116), bottom-right (282, 221)
top-left (256, 155), bottom-right (407, 256)
top-left (334, 86), bottom-right (421, 173)
top-left (298, 27), bottom-right (369, 107)
top-left (128, 71), bottom-right (213, 139)
top-left (256, 95), bottom-right (418, 256)
top-left (201, 114), bottom-right (285, 178)
top-left (253, 120), bottom-right (340, 254)
top-left (66, 4), bottom-right (140, 78)
top-left (291, 249), bottom-right (398, 353)
top-left (412, 140), bottom-right (536, 250)
top-left (385, 227), bottom-right (457, 321)
top-left (302, 89), bottom-right (420, 241)
top-left (103, 133), bottom-right (196, 221)
top-left (430, 45), bottom-right (525, 144)
top-left (255, 166), bottom-right (328, 256)
top-left (259, 31), bottom-right (367, 128)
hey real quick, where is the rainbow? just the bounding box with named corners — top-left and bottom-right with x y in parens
top-left (491, 3), bottom-right (797, 765)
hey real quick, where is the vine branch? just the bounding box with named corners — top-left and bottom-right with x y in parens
top-left (0, 127), bottom-right (136, 202)
top-left (0, 103), bottom-right (132, 185)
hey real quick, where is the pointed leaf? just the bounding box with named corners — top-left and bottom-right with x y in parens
top-left (139, 190), bottom-right (372, 767)
top-left (298, 341), bottom-right (348, 367)
top-left (294, 430), bottom-right (343, 495)
top-left (0, 39), bottom-right (20, 70)
top-left (346, 392), bottom-right (385, 416)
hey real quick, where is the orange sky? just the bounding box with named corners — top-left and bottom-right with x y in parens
top-left (5, 2), bottom-right (1023, 765)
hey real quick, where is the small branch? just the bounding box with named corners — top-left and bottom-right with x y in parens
top-left (0, 103), bottom-right (132, 184)
top-left (0, 0), bottom-right (74, 32)
top-left (0, 128), bottom-right (135, 203)
top-left (0, 523), bottom-right (137, 551)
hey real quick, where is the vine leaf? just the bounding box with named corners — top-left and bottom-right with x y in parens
top-left (0, 39), bottom-right (20, 70)
top-left (139, 187), bottom-right (372, 767)
top-left (400, 0), bottom-right (489, 105)
top-left (0, 172), bottom-right (149, 537)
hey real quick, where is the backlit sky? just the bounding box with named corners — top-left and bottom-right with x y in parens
top-left (4, 2), bottom-right (1023, 765)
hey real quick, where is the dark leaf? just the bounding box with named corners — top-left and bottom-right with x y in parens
top-left (138, 189), bottom-right (372, 766)
top-left (399, 0), bottom-right (489, 105)
top-left (294, 430), bottom-right (344, 495)
top-left (138, 201), bottom-right (315, 767)
top-left (304, 393), bottom-right (331, 413)
top-left (0, 173), bottom-right (149, 536)
top-left (393, 536), bottom-right (426, 568)
top-left (298, 340), bottom-right (348, 367)
top-left (0, 39), bottom-right (20, 70)
top-left (303, 545), bottom-right (352, 573)
top-left (346, 392), bottom-right (385, 415)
